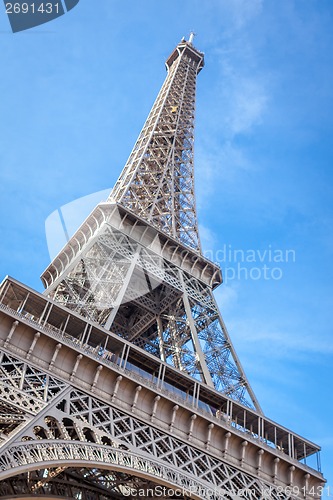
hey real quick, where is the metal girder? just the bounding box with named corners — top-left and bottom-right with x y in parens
top-left (0, 35), bottom-right (324, 499)
top-left (47, 221), bottom-right (259, 409)
top-left (42, 37), bottom-right (261, 409)
top-left (0, 353), bottom-right (303, 499)
top-left (109, 39), bottom-right (203, 251)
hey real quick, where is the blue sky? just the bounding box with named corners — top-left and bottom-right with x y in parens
top-left (0, 0), bottom-right (332, 490)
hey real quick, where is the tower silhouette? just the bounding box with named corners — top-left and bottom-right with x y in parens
top-left (0, 35), bottom-right (325, 499)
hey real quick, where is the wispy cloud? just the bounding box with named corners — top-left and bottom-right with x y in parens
top-left (224, 0), bottom-right (263, 30)
top-left (219, 73), bottom-right (268, 137)
top-left (214, 284), bottom-right (239, 315)
top-left (195, 9), bottom-right (270, 210)
top-left (225, 313), bottom-right (333, 358)
top-left (198, 223), bottom-right (217, 252)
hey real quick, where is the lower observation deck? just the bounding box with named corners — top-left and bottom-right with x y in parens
top-left (0, 276), bottom-right (324, 481)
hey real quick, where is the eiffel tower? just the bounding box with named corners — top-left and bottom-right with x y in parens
top-left (0, 35), bottom-right (325, 499)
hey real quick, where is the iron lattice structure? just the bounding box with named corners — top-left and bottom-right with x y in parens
top-left (109, 36), bottom-right (202, 251)
top-left (42, 36), bottom-right (260, 411)
top-left (0, 35), bottom-right (325, 498)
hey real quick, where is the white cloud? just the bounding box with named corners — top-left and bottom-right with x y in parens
top-left (223, 76), bottom-right (268, 136)
top-left (214, 284), bottom-right (239, 315)
top-left (226, 0), bottom-right (263, 30)
top-left (195, 17), bottom-right (270, 209)
top-left (225, 315), bottom-right (333, 358)
top-left (196, 0), bottom-right (263, 33)
top-left (198, 224), bottom-right (217, 253)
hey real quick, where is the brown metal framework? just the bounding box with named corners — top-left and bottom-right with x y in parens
top-left (110, 38), bottom-right (203, 251)
top-left (0, 277), bottom-right (325, 498)
top-left (0, 35), bottom-right (325, 498)
top-left (41, 37), bottom-right (262, 410)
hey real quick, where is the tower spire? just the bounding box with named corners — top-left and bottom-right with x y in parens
top-left (109, 37), bottom-right (204, 251)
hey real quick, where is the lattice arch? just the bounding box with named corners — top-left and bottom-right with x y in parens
top-left (0, 382), bottom-right (297, 500)
top-left (0, 442), bottom-right (229, 499)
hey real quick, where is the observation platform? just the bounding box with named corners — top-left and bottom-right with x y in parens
top-left (0, 276), bottom-right (323, 480)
